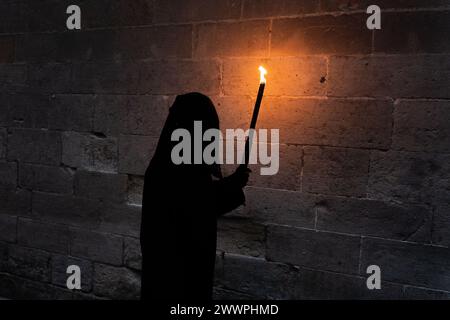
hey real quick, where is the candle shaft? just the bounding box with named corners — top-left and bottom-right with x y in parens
top-left (244, 82), bottom-right (265, 165)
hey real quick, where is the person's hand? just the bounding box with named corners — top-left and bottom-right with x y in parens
top-left (228, 164), bottom-right (251, 188)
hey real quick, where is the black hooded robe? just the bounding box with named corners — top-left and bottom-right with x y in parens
top-left (140, 93), bottom-right (245, 301)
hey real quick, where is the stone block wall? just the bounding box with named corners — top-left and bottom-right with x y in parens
top-left (0, 0), bottom-right (449, 299)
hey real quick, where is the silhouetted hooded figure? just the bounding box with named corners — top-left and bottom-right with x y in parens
top-left (140, 92), bottom-right (249, 301)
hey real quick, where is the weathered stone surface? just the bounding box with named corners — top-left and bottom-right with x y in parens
top-left (75, 171), bottom-right (127, 203)
top-left (214, 251), bottom-right (224, 284)
top-left (72, 60), bottom-right (221, 95)
top-left (321, 0), bottom-right (450, 11)
top-left (217, 253), bottom-right (300, 299)
top-left (0, 242), bottom-right (7, 270)
top-left (194, 20), bottom-right (269, 57)
top-left (221, 143), bottom-right (302, 191)
top-left (93, 264), bottom-right (140, 299)
top-left (213, 95), bottom-right (253, 131)
top-left (0, 94), bottom-right (9, 126)
top-left (392, 100), bottom-right (450, 152)
top-left (124, 237), bottom-right (142, 270)
top-left (55, 26), bottom-right (192, 62)
top-left (243, 0), bottom-right (319, 18)
top-left (94, 95), bottom-right (169, 137)
top-left (267, 225), bottom-right (361, 274)
top-left (118, 135), bottom-right (157, 175)
top-left (217, 218), bottom-right (265, 257)
top-left (142, 60), bottom-right (221, 95)
top-left (251, 143), bottom-right (301, 190)
top-left (22, 0), bottom-right (71, 33)
top-left (17, 218), bottom-right (70, 254)
top-left (432, 206), bottom-right (450, 246)
top-left (93, 95), bottom-right (127, 136)
top-left (51, 255), bottom-right (93, 292)
top-left (257, 98), bottom-right (393, 148)
top-left (8, 129), bottom-right (61, 165)
top-left (0, 273), bottom-right (73, 300)
top-left (213, 287), bottom-right (257, 300)
top-left (19, 164), bottom-right (73, 194)
top-left (32, 192), bottom-right (102, 229)
top-left (403, 286), bottom-right (450, 300)
top-left (433, 178), bottom-right (450, 208)
top-left (62, 132), bottom-right (118, 172)
top-left (6, 93), bottom-right (51, 129)
top-left (0, 215), bottom-right (17, 243)
top-left (71, 291), bottom-right (104, 300)
top-left (98, 203), bottom-right (141, 237)
top-left (0, 128), bottom-right (6, 159)
top-left (3, 245), bottom-right (51, 282)
top-left (115, 26), bottom-right (192, 60)
top-left (361, 237), bottom-right (450, 291)
top-left (26, 63), bottom-right (71, 93)
top-left (316, 197), bottom-right (432, 242)
top-left (70, 229), bottom-right (123, 265)
top-left (3, 0), bottom-right (450, 302)
top-left (368, 151), bottom-right (450, 205)
top-left (0, 36), bottom-right (15, 63)
top-left (293, 267), bottom-right (404, 299)
top-left (328, 55), bottom-right (450, 99)
top-left (243, 187), bottom-right (317, 228)
top-left (0, 1), bottom-right (24, 33)
top-left (15, 33), bottom-right (59, 63)
top-left (154, 0), bottom-right (241, 23)
top-left (126, 96), bottom-right (170, 137)
top-left (71, 62), bottom-right (143, 94)
top-left (0, 64), bottom-right (27, 91)
top-left (374, 12), bottom-right (450, 54)
top-left (0, 162), bottom-right (17, 188)
top-left (303, 146), bottom-right (370, 197)
top-left (48, 94), bottom-right (94, 132)
top-left (81, 0), bottom-right (154, 28)
top-left (0, 188), bottom-right (31, 216)
top-left (223, 57), bottom-right (327, 96)
top-left (272, 14), bottom-right (371, 55)
top-left (127, 175), bottom-right (144, 205)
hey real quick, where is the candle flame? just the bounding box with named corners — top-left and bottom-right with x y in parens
top-left (259, 66), bottom-right (267, 84)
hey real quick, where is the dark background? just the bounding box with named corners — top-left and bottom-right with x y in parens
top-left (0, 0), bottom-right (450, 299)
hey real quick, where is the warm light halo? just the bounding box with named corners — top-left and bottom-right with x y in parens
top-left (259, 66), bottom-right (267, 84)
